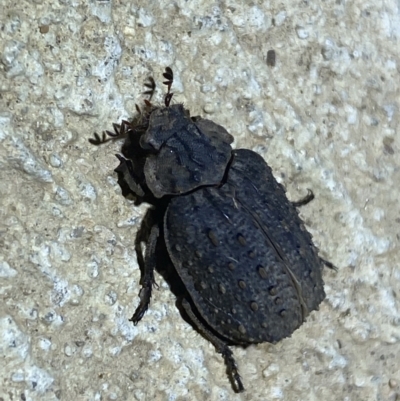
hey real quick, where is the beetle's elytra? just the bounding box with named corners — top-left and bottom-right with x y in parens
top-left (90, 67), bottom-right (333, 392)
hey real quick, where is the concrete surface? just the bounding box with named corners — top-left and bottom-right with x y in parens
top-left (0, 0), bottom-right (399, 400)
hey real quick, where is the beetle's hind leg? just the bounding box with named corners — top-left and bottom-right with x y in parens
top-left (181, 298), bottom-right (245, 393)
top-left (130, 225), bottom-right (160, 324)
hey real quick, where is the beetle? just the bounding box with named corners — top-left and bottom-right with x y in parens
top-left (90, 67), bottom-right (334, 392)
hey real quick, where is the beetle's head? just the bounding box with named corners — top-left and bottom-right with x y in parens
top-left (111, 68), bottom-right (234, 199)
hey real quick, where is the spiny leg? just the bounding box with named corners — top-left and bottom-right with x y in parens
top-left (292, 189), bottom-right (314, 207)
top-left (130, 225), bottom-right (160, 324)
top-left (181, 298), bottom-right (245, 393)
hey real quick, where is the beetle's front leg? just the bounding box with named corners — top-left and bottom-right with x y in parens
top-left (114, 154), bottom-right (145, 198)
top-left (130, 224), bottom-right (160, 324)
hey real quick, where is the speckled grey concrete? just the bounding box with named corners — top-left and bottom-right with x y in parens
top-left (1, 1), bottom-right (399, 400)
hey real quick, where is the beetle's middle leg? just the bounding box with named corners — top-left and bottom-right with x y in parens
top-left (291, 190), bottom-right (338, 271)
top-left (130, 225), bottom-right (159, 324)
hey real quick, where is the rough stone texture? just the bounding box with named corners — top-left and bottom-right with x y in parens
top-left (0, 1), bottom-right (398, 400)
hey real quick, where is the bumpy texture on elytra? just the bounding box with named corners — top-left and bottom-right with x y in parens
top-left (166, 149), bottom-right (324, 345)
top-left (95, 68), bottom-right (327, 392)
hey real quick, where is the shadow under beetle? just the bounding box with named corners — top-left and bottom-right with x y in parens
top-left (90, 67), bottom-right (334, 392)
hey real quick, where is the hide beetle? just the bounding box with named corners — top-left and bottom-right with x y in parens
top-left (90, 67), bottom-right (334, 392)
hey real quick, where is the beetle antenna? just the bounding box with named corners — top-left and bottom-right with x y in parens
top-left (143, 77), bottom-right (156, 101)
top-left (163, 67), bottom-right (174, 107)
